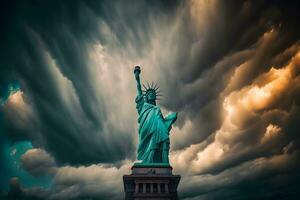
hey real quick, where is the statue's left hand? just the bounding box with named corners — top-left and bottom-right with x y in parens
top-left (173, 112), bottom-right (178, 121)
top-left (166, 112), bottom-right (178, 121)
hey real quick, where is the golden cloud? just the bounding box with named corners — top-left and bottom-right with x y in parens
top-left (171, 42), bottom-right (300, 175)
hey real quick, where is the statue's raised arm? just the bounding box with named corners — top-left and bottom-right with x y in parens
top-left (134, 66), bottom-right (142, 96)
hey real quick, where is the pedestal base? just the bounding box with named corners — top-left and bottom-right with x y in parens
top-left (123, 164), bottom-right (180, 200)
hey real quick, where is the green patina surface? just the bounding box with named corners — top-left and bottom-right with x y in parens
top-left (133, 66), bottom-right (177, 165)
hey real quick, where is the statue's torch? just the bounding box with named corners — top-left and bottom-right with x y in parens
top-left (134, 66), bottom-right (142, 96)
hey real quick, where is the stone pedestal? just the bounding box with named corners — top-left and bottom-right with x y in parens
top-left (123, 164), bottom-right (180, 200)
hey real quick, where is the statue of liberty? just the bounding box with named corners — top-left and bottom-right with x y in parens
top-left (133, 66), bottom-right (178, 165)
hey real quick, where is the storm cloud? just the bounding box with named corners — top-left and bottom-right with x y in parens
top-left (1, 0), bottom-right (300, 199)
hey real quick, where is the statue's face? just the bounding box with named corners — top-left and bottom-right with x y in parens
top-left (146, 91), bottom-right (156, 104)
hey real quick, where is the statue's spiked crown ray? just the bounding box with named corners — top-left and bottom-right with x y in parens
top-left (142, 81), bottom-right (162, 100)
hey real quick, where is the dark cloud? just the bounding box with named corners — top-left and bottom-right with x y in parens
top-left (178, 150), bottom-right (300, 199)
top-left (0, 0), bottom-right (184, 165)
top-left (0, 177), bottom-right (49, 200)
top-left (1, 0), bottom-right (137, 164)
top-left (1, 0), bottom-right (300, 200)
top-left (161, 0), bottom-right (300, 149)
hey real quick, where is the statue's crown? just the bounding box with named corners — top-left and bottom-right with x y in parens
top-left (142, 81), bottom-right (162, 100)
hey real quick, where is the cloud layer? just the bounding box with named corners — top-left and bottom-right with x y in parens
top-left (1, 0), bottom-right (300, 199)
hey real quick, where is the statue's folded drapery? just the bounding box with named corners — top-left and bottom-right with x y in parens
top-left (135, 94), bottom-right (177, 163)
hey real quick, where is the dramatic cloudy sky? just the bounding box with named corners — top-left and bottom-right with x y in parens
top-left (1, 0), bottom-right (300, 199)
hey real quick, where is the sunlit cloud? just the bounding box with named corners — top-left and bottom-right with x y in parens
top-left (171, 42), bottom-right (300, 176)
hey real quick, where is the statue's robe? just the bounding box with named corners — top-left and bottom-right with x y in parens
top-left (135, 94), bottom-right (177, 163)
